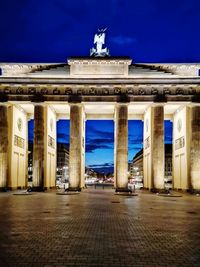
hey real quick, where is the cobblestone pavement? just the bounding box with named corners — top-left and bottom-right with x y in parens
top-left (0, 189), bottom-right (200, 267)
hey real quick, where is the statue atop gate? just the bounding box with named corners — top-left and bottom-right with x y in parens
top-left (90, 28), bottom-right (110, 57)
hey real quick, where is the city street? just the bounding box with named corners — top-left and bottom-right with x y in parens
top-left (0, 189), bottom-right (199, 267)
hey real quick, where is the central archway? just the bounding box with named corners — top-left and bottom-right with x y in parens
top-left (85, 120), bottom-right (114, 189)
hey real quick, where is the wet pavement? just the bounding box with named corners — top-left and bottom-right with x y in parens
top-left (0, 188), bottom-right (199, 267)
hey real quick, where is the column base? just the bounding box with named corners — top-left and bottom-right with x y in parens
top-left (43, 186), bottom-right (56, 191)
top-left (0, 187), bottom-right (8, 192)
top-left (65, 187), bottom-right (81, 192)
top-left (187, 189), bottom-right (200, 195)
top-left (6, 186), bottom-right (26, 190)
top-left (115, 187), bottom-right (133, 193)
top-left (151, 188), bottom-right (169, 194)
top-left (32, 186), bottom-right (45, 192)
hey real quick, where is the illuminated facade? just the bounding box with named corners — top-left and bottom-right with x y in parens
top-left (0, 58), bottom-right (200, 191)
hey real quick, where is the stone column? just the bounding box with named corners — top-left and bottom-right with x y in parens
top-left (33, 105), bottom-right (45, 190)
top-left (190, 106), bottom-right (200, 190)
top-left (69, 104), bottom-right (85, 190)
top-left (0, 105), bottom-right (8, 190)
top-left (114, 104), bottom-right (128, 189)
top-left (44, 105), bottom-right (57, 189)
top-left (143, 105), bottom-right (164, 190)
top-left (152, 106), bottom-right (164, 189)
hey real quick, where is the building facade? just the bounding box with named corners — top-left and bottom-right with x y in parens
top-left (0, 58), bottom-right (200, 191)
top-left (129, 149), bottom-right (143, 178)
top-left (56, 143), bottom-right (69, 182)
top-left (130, 144), bottom-right (173, 188)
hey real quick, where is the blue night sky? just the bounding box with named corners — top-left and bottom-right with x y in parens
top-left (0, 0), bottom-right (200, 62)
top-left (29, 120), bottom-right (172, 173)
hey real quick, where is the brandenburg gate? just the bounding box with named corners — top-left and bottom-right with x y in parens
top-left (0, 30), bottom-right (200, 192)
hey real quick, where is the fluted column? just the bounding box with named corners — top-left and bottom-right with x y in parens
top-left (69, 104), bottom-right (85, 189)
top-left (190, 106), bottom-right (200, 189)
top-left (0, 105), bottom-right (8, 190)
top-left (152, 106), bottom-right (164, 189)
top-left (143, 105), bottom-right (164, 190)
top-left (33, 105), bottom-right (45, 189)
top-left (114, 104), bottom-right (128, 189)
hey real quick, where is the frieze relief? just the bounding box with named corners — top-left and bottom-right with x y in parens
top-left (0, 84), bottom-right (200, 97)
top-left (151, 88), bottom-right (159, 95)
top-left (40, 87), bottom-right (48, 94)
top-left (16, 87), bottom-right (24, 94)
top-left (163, 89), bottom-right (171, 95)
top-left (175, 136), bottom-right (185, 150)
top-left (65, 88), bottom-right (73, 94)
top-left (28, 87), bottom-right (36, 94)
top-left (53, 88), bottom-right (60, 94)
top-left (3, 87), bottom-right (11, 94)
top-left (14, 135), bottom-right (25, 149)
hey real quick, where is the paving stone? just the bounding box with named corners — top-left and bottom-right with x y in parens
top-left (0, 189), bottom-right (199, 266)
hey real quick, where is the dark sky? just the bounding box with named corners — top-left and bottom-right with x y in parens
top-left (0, 0), bottom-right (200, 62)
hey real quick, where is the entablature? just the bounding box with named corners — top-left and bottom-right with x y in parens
top-left (0, 77), bottom-right (200, 102)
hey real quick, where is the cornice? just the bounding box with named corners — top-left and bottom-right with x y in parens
top-left (1, 77), bottom-right (200, 85)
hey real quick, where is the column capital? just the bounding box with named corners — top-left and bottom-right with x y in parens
top-left (32, 102), bottom-right (46, 107)
top-left (152, 103), bottom-right (165, 108)
top-left (48, 104), bottom-right (56, 115)
top-left (0, 102), bottom-right (9, 107)
top-left (69, 103), bottom-right (85, 113)
top-left (7, 103), bottom-right (28, 116)
top-left (27, 113), bottom-right (33, 121)
top-left (188, 103), bottom-right (200, 108)
top-left (69, 102), bottom-right (84, 107)
top-left (115, 102), bottom-right (129, 108)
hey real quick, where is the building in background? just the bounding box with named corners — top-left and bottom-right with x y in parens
top-left (164, 144), bottom-right (173, 179)
top-left (129, 144), bottom-right (172, 188)
top-left (129, 149), bottom-right (143, 178)
top-left (28, 142), bottom-right (33, 185)
top-left (57, 143), bottom-right (69, 183)
top-left (28, 142), bottom-right (70, 186)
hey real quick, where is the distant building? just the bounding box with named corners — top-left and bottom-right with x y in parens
top-left (57, 143), bottom-right (69, 169)
top-left (85, 167), bottom-right (97, 177)
top-left (57, 143), bottom-right (69, 181)
top-left (28, 142), bottom-right (70, 183)
top-left (130, 144), bottom-right (172, 179)
top-left (129, 149), bottom-right (143, 178)
top-left (165, 144), bottom-right (172, 178)
top-left (28, 142), bottom-right (33, 183)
